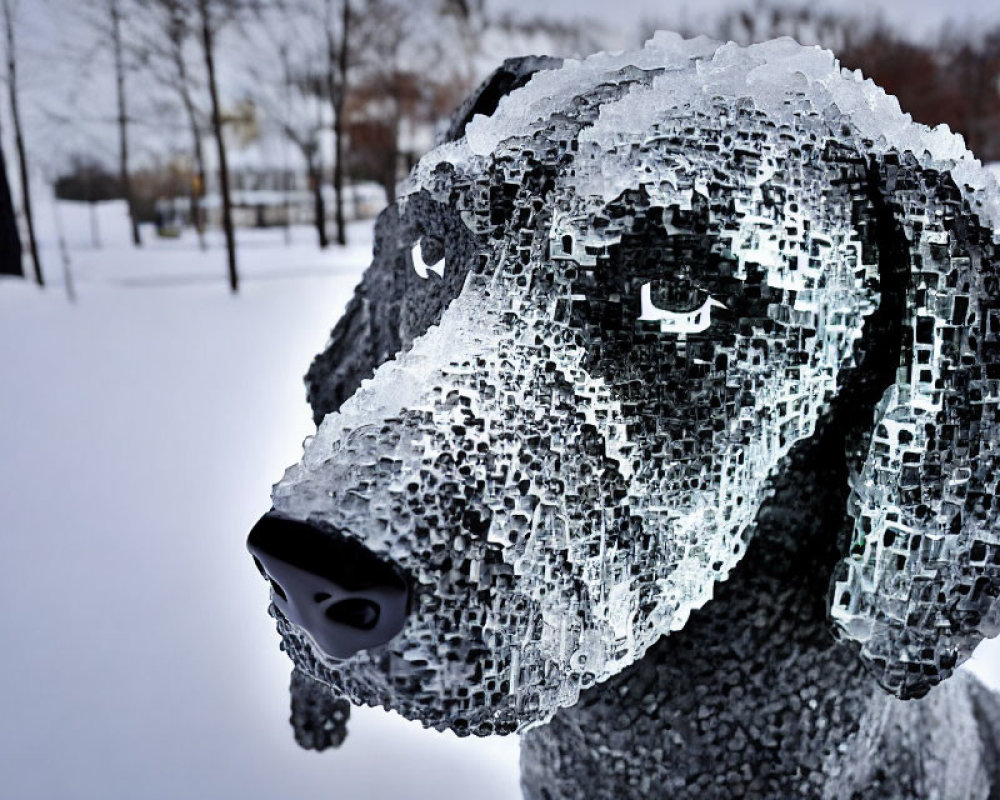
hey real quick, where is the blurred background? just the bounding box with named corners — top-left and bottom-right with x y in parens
top-left (5, 0), bottom-right (1000, 284)
top-left (1, 1), bottom-right (999, 798)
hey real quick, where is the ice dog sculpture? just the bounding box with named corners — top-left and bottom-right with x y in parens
top-left (248, 33), bottom-right (1000, 776)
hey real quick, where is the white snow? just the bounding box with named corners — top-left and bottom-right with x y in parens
top-left (0, 199), bottom-right (520, 800)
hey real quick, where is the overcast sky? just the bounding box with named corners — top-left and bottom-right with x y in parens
top-left (491, 0), bottom-right (1000, 43)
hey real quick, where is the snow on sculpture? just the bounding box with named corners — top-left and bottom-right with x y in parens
top-left (248, 34), bottom-right (1000, 752)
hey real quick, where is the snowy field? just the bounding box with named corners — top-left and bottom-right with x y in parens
top-left (0, 201), bottom-right (520, 800)
top-left (1, 200), bottom-right (998, 799)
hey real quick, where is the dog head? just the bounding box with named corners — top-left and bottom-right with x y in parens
top-left (249, 34), bottom-right (1000, 735)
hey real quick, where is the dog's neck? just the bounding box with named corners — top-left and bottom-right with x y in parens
top-left (521, 415), bottom-right (1000, 798)
top-left (519, 174), bottom-right (1000, 796)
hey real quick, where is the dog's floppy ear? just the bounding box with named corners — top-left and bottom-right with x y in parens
top-left (831, 152), bottom-right (1000, 698)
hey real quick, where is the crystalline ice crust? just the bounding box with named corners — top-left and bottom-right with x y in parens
top-left (263, 34), bottom-right (1000, 737)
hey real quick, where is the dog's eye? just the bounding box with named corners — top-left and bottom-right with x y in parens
top-left (637, 281), bottom-right (726, 333)
top-left (411, 236), bottom-right (445, 279)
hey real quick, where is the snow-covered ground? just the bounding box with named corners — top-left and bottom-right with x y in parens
top-left (0, 201), bottom-right (520, 800)
top-left (1, 200), bottom-right (998, 799)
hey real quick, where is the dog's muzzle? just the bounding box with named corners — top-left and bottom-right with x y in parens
top-left (247, 512), bottom-right (410, 659)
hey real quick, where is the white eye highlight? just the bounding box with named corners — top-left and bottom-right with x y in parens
top-left (411, 239), bottom-right (445, 279)
top-left (638, 282), bottom-right (726, 334)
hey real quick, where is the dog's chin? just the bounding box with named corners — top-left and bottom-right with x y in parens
top-left (275, 608), bottom-right (530, 735)
top-left (318, 656), bottom-right (527, 736)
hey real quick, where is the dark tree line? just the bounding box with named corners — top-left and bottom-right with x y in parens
top-left (645, 2), bottom-right (1000, 163)
top-left (840, 27), bottom-right (1000, 162)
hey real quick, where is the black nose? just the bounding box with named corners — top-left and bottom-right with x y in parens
top-left (247, 512), bottom-right (410, 660)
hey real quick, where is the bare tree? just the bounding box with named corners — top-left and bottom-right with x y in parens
top-left (246, 6), bottom-right (330, 248)
top-left (250, 0), bottom-right (482, 249)
top-left (262, 0), bottom-right (352, 246)
top-left (283, 59), bottom-right (330, 248)
top-left (271, 51), bottom-right (330, 248)
top-left (327, 0), bottom-right (348, 246)
top-left (346, 0), bottom-right (408, 206)
top-left (712, 1), bottom-right (854, 51)
top-left (197, 0), bottom-right (240, 292)
top-left (71, 0), bottom-right (145, 246)
top-left (138, 0), bottom-right (209, 248)
top-left (340, 0), bottom-right (485, 206)
top-left (109, 0), bottom-right (142, 246)
top-left (0, 110), bottom-right (21, 276)
top-left (168, 12), bottom-right (207, 248)
top-left (1, 0), bottom-right (41, 285)
top-left (703, 2), bottom-right (1000, 162)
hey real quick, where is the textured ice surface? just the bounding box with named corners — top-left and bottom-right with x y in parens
top-left (265, 34), bottom-right (1000, 736)
top-left (522, 422), bottom-right (1000, 798)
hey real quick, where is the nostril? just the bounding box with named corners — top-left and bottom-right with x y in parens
top-left (252, 556), bottom-right (268, 578)
top-left (326, 598), bottom-right (380, 631)
top-left (313, 592), bottom-right (332, 603)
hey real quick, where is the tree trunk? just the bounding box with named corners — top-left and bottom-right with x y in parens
top-left (329, 0), bottom-right (349, 246)
top-left (174, 36), bottom-right (206, 249)
top-left (111, 0), bottom-right (141, 247)
top-left (308, 153), bottom-right (328, 249)
top-left (3, 0), bottom-right (42, 285)
top-left (198, 0), bottom-right (238, 292)
top-left (188, 136), bottom-right (206, 249)
top-left (0, 123), bottom-right (22, 277)
top-left (382, 97), bottom-right (400, 207)
top-left (278, 45), bottom-right (292, 245)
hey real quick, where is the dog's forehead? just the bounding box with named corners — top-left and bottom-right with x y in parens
top-left (410, 33), bottom-right (1000, 246)
top-left (408, 89), bottom-right (842, 299)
